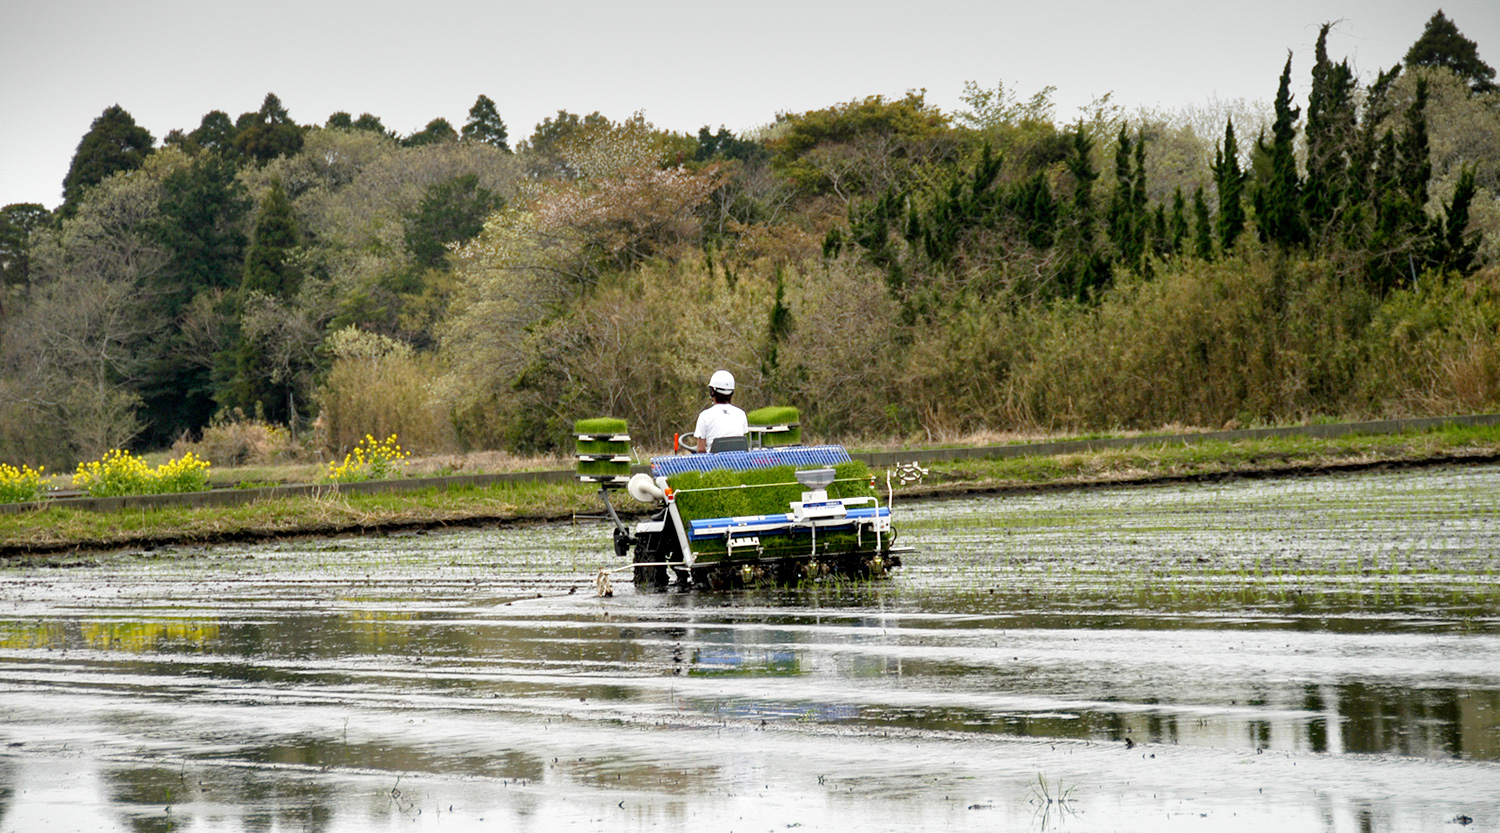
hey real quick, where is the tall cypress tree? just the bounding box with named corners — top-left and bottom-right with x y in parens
top-left (1107, 128), bottom-right (1138, 267)
top-left (1255, 54), bottom-right (1307, 247)
top-left (1368, 78), bottom-right (1435, 292)
top-left (1107, 128), bottom-right (1152, 271)
top-left (151, 154), bottom-right (251, 315)
top-left (1304, 24), bottom-right (1358, 238)
top-left (404, 118), bottom-right (459, 147)
top-left (0, 203), bottom-right (49, 292)
top-left (1343, 64), bottom-right (1401, 247)
top-left (1211, 118), bottom-right (1247, 252)
top-left (1169, 187), bottom-right (1188, 256)
top-left (1060, 124), bottom-right (1107, 300)
top-left (233, 93), bottom-right (304, 164)
top-left (1397, 77), bottom-right (1431, 212)
top-left (188, 111), bottom-right (239, 156)
top-left (1432, 167), bottom-right (1480, 276)
top-left (1192, 186), bottom-right (1214, 260)
top-left (762, 269), bottom-right (793, 380)
top-left (1012, 171), bottom-right (1058, 250)
top-left (404, 174), bottom-right (501, 271)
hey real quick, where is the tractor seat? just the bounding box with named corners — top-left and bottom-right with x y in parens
top-left (707, 435), bottom-right (749, 454)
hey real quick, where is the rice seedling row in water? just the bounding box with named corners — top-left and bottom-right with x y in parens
top-left (906, 463), bottom-right (1500, 619)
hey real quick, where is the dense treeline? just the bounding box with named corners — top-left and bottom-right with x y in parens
top-left (2, 12), bottom-right (1499, 467)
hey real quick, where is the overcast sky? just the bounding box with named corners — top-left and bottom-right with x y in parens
top-left (3, 0), bottom-right (1497, 209)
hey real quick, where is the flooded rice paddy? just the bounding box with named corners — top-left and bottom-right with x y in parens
top-left (2, 463), bottom-right (1499, 831)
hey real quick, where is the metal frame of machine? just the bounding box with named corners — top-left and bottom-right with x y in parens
top-left (593, 444), bottom-right (913, 590)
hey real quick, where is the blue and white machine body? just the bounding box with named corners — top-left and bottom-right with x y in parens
top-left (611, 444), bottom-right (912, 589)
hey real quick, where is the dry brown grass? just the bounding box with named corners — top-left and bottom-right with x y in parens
top-left (403, 450), bottom-right (574, 476)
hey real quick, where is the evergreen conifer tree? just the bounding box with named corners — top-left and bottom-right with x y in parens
top-left (1106, 128), bottom-right (1151, 270)
top-left (241, 180), bottom-right (302, 299)
top-left (1254, 55), bottom-right (1307, 247)
top-left (1398, 77), bottom-right (1432, 211)
top-left (1343, 65), bottom-right (1402, 245)
top-left (462, 95), bottom-right (510, 151)
top-left (1432, 167), bottom-right (1480, 276)
top-left (0, 203), bottom-right (49, 293)
top-left (151, 154), bottom-right (251, 315)
top-left (404, 174), bottom-right (501, 270)
top-left (1107, 128), bottom-right (1136, 265)
top-left (1169, 187), bottom-right (1188, 255)
top-left (1192, 186), bottom-right (1213, 260)
top-left (1304, 25), bottom-right (1358, 237)
top-left (1060, 124), bottom-right (1108, 300)
top-left (352, 113), bottom-right (390, 135)
top-left (1152, 205), bottom-right (1168, 260)
top-left (136, 154), bottom-right (252, 445)
top-left (1404, 10), bottom-right (1497, 93)
top-left (221, 180), bottom-right (303, 422)
top-left (1211, 119), bottom-right (1247, 251)
top-left (234, 94), bottom-right (304, 163)
top-left (762, 269), bottom-right (793, 380)
top-left (1368, 78), bottom-right (1435, 292)
top-left (1013, 171), bottom-right (1057, 250)
top-left (61, 105), bottom-right (155, 218)
top-left (188, 111), bottom-right (239, 156)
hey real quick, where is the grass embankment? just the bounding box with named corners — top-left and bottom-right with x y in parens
top-left (3, 423), bottom-right (1499, 557)
top-left (900, 424), bottom-right (1500, 495)
top-left (0, 481), bottom-right (596, 556)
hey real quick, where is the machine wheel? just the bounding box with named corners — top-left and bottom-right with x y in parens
top-left (633, 558), bottom-right (669, 591)
top-left (631, 525), bottom-right (674, 590)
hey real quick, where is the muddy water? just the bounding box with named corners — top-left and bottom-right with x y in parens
top-left (2, 465), bottom-right (1498, 832)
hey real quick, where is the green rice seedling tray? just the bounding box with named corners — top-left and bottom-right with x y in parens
top-left (746, 406), bottom-right (801, 447)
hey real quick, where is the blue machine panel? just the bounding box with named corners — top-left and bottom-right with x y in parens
top-left (688, 506), bottom-right (890, 541)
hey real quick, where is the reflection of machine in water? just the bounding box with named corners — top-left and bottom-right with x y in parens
top-left (585, 436), bottom-right (918, 590)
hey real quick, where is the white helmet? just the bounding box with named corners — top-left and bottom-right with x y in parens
top-left (709, 370), bottom-right (735, 395)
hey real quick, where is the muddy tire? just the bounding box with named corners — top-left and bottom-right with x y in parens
top-left (633, 552), bottom-right (667, 589)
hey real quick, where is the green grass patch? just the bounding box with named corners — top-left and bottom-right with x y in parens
top-left (0, 479), bottom-right (599, 556)
top-left (922, 423), bottom-right (1500, 490)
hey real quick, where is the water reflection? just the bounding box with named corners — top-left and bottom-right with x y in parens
top-left (4, 603), bottom-right (1497, 765)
